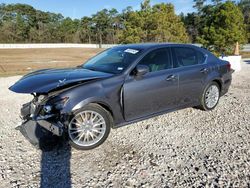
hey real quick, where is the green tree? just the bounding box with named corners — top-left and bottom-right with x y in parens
top-left (193, 0), bottom-right (207, 12)
top-left (15, 13), bottom-right (28, 42)
top-left (212, 0), bottom-right (222, 5)
top-left (92, 9), bottom-right (111, 46)
top-left (149, 3), bottom-right (189, 42)
top-left (198, 1), bottom-right (247, 55)
top-left (59, 17), bottom-right (79, 43)
top-left (119, 1), bottom-right (189, 44)
top-left (238, 0), bottom-right (250, 42)
top-left (78, 16), bottom-right (93, 43)
top-left (118, 8), bottom-right (144, 43)
top-left (182, 12), bottom-right (200, 43)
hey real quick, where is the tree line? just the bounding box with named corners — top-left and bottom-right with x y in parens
top-left (182, 0), bottom-right (249, 55)
top-left (0, 0), bottom-right (249, 55)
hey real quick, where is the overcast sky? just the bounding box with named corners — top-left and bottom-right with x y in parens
top-left (2, 0), bottom-right (227, 18)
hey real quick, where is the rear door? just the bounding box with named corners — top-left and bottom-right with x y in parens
top-left (123, 47), bottom-right (179, 121)
top-left (171, 47), bottom-right (209, 105)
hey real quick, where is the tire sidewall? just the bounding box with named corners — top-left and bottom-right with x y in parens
top-left (201, 82), bottom-right (220, 111)
top-left (68, 104), bottom-right (112, 150)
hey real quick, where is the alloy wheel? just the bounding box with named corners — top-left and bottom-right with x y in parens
top-left (205, 85), bottom-right (220, 109)
top-left (68, 110), bottom-right (106, 147)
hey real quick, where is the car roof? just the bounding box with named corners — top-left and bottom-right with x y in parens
top-left (113, 43), bottom-right (200, 50)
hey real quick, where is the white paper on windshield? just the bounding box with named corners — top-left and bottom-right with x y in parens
top-left (124, 49), bottom-right (139, 54)
top-left (117, 67), bottom-right (124, 71)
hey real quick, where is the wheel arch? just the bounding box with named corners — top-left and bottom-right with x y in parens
top-left (91, 102), bottom-right (114, 118)
top-left (212, 79), bottom-right (222, 92)
top-left (71, 97), bottom-right (113, 115)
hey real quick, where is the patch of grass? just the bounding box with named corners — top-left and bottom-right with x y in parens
top-left (0, 72), bottom-right (25, 77)
top-left (0, 48), bottom-right (103, 77)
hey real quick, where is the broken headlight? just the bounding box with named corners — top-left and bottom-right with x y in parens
top-left (43, 105), bottom-right (52, 113)
top-left (53, 97), bottom-right (69, 110)
top-left (42, 97), bottom-right (69, 115)
top-left (37, 95), bottom-right (46, 103)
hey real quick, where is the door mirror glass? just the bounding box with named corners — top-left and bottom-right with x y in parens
top-left (135, 65), bottom-right (149, 76)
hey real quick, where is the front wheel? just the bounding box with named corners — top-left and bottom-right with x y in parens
top-left (198, 82), bottom-right (220, 111)
top-left (68, 104), bottom-right (112, 150)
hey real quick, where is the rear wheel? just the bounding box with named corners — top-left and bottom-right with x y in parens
top-left (68, 104), bottom-right (112, 150)
top-left (198, 82), bottom-right (220, 111)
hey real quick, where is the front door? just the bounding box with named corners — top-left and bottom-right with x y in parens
top-left (123, 47), bottom-right (179, 121)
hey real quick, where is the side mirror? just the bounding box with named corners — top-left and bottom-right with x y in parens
top-left (134, 65), bottom-right (149, 76)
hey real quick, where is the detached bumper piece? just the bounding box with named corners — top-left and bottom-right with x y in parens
top-left (37, 120), bottom-right (64, 136)
top-left (17, 120), bottom-right (62, 151)
top-left (18, 101), bottom-right (65, 151)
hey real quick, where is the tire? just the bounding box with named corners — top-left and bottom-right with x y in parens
top-left (198, 81), bottom-right (220, 111)
top-left (68, 103), bottom-right (112, 150)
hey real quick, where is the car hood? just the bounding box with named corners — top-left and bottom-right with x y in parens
top-left (9, 68), bottom-right (113, 94)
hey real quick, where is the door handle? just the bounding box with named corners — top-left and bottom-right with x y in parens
top-left (166, 75), bottom-right (177, 81)
top-left (200, 68), bottom-right (209, 74)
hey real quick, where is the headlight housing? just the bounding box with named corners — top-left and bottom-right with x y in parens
top-left (43, 105), bottom-right (52, 113)
top-left (42, 97), bottom-right (69, 115)
top-left (37, 95), bottom-right (46, 103)
top-left (53, 97), bottom-right (69, 110)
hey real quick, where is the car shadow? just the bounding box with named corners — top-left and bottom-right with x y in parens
top-left (35, 125), bottom-right (72, 188)
top-left (40, 141), bottom-right (72, 188)
top-left (18, 121), bottom-right (72, 187)
top-left (244, 60), bottom-right (250, 64)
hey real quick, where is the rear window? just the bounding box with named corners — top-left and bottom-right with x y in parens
top-left (173, 47), bottom-right (206, 67)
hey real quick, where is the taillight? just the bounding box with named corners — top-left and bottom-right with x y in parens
top-left (226, 62), bottom-right (231, 71)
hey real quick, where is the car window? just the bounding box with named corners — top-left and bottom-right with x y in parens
top-left (83, 47), bottom-right (143, 74)
top-left (173, 47), bottom-right (206, 67)
top-left (197, 51), bottom-right (206, 64)
top-left (138, 48), bottom-right (172, 72)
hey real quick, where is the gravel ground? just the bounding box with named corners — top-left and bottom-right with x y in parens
top-left (0, 60), bottom-right (250, 188)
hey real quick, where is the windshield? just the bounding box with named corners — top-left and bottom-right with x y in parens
top-left (82, 47), bottom-right (143, 74)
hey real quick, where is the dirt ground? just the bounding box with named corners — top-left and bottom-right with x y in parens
top-left (0, 48), bottom-right (103, 76)
top-left (0, 59), bottom-right (249, 187)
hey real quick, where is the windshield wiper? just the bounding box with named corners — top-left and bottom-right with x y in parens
top-left (84, 66), bottom-right (115, 74)
top-left (76, 65), bottom-right (83, 69)
top-left (85, 67), bottom-right (98, 71)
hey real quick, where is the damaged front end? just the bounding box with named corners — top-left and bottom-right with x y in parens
top-left (18, 93), bottom-right (70, 149)
top-left (9, 67), bottom-right (114, 149)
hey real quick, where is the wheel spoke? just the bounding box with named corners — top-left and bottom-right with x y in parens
top-left (92, 113), bottom-right (98, 123)
top-left (77, 132), bottom-right (85, 142)
top-left (94, 118), bottom-right (105, 124)
top-left (75, 117), bottom-right (82, 124)
top-left (71, 122), bottom-right (81, 127)
top-left (84, 132), bottom-right (89, 142)
top-left (80, 113), bottom-right (85, 122)
top-left (93, 122), bottom-right (105, 127)
top-left (89, 131), bottom-right (96, 140)
top-left (92, 129), bottom-right (101, 134)
top-left (70, 128), bottom-right (81, 131)
top-left (70, 129), bottom-right (82, 134)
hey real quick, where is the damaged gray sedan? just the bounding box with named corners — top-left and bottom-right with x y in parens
top-left (9, 43), bottom-right (232, 150)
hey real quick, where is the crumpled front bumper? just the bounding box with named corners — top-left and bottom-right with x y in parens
top-left (17, 120), bottom-right (63, 150)
top-left (17, 102), bottom-right (66, 149)
top-left (19, 102), bottom-right (64, 138)
top-left (35, 119), bottom-right (64, 136)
